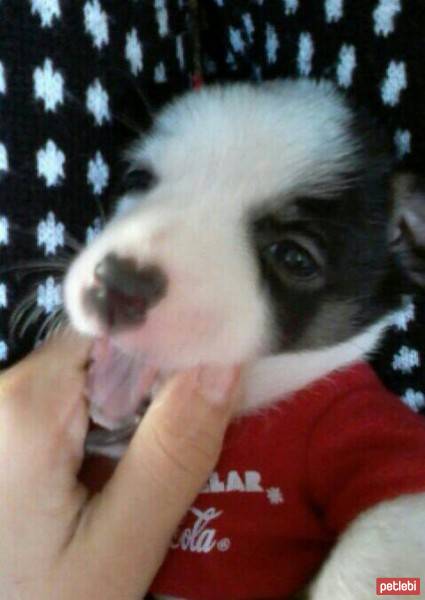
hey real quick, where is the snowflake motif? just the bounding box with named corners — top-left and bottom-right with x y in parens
top-left (381, 61), bottom-right (407, 107)
top-left (392, 346), bottom-right (420, 374)
top-left (0, 216), bottom-right (9, 245)
top-left (284, 0), bottom-right (298, 15)
top-left (86, 217), bottom-right (103, 244)
top-left (84, 0), bottom-right (109, 49)
top-left (252, 64), bottom-right (262, 81)
top-left (30, 0), bottom-right (61, 28)
top-left (154, 0), bottom-right (169, 37)
top-left (402, 389), bottom-right (425, 413)
top-left (176, 36), bottom-right (185, 70)
top-left (0, 340), bottom-right (8, 362)
top-left (265, 24), bottom-right (279, 65)
top-left (86, 79), bottom-right (111, 126)
top-left (394, 129), bottom-right (411, 158)
top-left (229, 27), bottom-right (245, 53)
top-left (390, 297), bottom-right (415, 331)
top-left (87, 151), bottom-right (109, 195)
top-left (0, 283), bottom-right (7, 308)
top-left (337, 44), bottom-right (356, 88)
top-left (0, 62), bottom-right (6, 94)
top-left (266, 487), bottom-right (284, 505)
top-left (33, 58), bottom-right (64, 112)
top-left (204, 58), bottom-right (217, 76)
top-left (297, 32), bottom-right (314, 76)
top-left (36, 139), bottom-right (65, 187)
top-left (0, 143), bottom-right (9, 172)
top-left (373, 0), bottom-right (401, 37)
top-left (154, 62), bottom-right (167, 83)
top-left (37, 212), bottom-right (65, 255)
top-left (242, 13), bottom-right (254, 43)
top-left (37, 277), bottom-right (62, 314)
top-left (324, 0), bottom-right (343, 23)
top-left (225, 51), bottom-right (237, 71)
top-left (125, 28), bottom-right (143, 76)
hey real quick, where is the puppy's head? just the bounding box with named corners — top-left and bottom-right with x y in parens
top-left (64, 80), bottom-right (425, 412)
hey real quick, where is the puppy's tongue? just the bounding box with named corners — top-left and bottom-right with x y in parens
top-left (87, 337), bottom-right (158, 430)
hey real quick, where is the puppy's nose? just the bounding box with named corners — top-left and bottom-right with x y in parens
top-left (85, 253), bottom-right (167, 330)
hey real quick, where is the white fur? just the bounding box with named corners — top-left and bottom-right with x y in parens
top-left (65, 80), bottom-right (360, 371)
top-left (311, 493), bottom-right (425, 599)
top-left (64, 81), bottom-right (425, 599)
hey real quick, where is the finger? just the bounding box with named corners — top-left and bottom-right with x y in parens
top-left (74, 365), bottom-right (240, 597)
top-left (0, 328), bottom-right (92, 477)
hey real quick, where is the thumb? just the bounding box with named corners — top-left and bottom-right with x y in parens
top-left (74, 366), bottom-right (240, 597)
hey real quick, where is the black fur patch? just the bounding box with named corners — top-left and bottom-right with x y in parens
top-left (249, 117), bottom-right (404, 352)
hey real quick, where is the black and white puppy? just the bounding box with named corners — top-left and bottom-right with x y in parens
top-left (64, 79), bottom-right (425, 599)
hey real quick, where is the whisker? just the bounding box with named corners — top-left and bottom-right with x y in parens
top-left (64, 232), bottom-right (83, 253)
top-left (46, 310), bottom-right (68, 341)
top-left (0, 260), bottom-right (69, 277)
top-left (36, 306), bottom-right (64, 345)
top-left (9, 287), bottom-right (41, 340)
top-left (19, 305), bottom-right (46, 340)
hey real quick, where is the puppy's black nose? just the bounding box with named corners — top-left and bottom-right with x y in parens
top-left (85, 253), bottom-right (167, 330)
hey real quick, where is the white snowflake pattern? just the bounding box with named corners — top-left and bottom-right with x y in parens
top-left (392, 346), bottom-right (420, 374)
top-left (0, 283), bottom-right (7, 308)
top-left (37, 212), bottom-right (65, 255)
top-left (373, 0), bottom-right (401, 37)
top-left (37, 277), bottom-right (62, 314)
top-left (381, 61), bottom-right (407, 107)
top-left (242, 13), bottom-right (254, 43)
top-left (402, 389), bottom-right (425, 413)
top-left (325, 0), bottom-right (343, 23)
top-left (394, 129), bottom-right (411, 158)
top-left (86, 217), bottom-right (103, 243)
top-left (0, 143), bottom-right (9, 172)
top-left (390, 297), bottom-right (415, 331)
top-left (0, 216), bottom-right (9, 245)
top-left (337, 44), bottom-right (356, 88)
top-left (154, 0), bottom-right (169, 37)
top-left (33, 58), bottom-right (64, 112)
top-left (154, 62), bottom-right (167, 83)
top-left (125, 28), bottom-right (143, 76)
top-left (30, 0), bottom-right (61, 28)
top-left (176, 36), bottom-right (185, 70)
top-left (226, 51), bottom-right (237, 71)
top-left (297, 32), bottom-right (314, 76)
top-left (266, 487), bottom-right (284, 505)
top-left (84, 0), bottom-right (109, 50)
top-left (265, 24), bottom-right (279, 65)
top-left (87, 151), bottom-right (109, 195)
top-left (229, 27), bottom-right (245, 54)
top-left (0, 340), bottom-right (8, 362)
top-left (0, 62), bottom-right (6, 94)
top-left (284, 0), bottom-right (298, 15)
top-left (86, 79), bottom-right (111, 126)
top-left (36, 140), bottom-right (65, 187)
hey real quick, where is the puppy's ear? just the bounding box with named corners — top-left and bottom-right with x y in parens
top-left (390, 173), bottom-right (425, 287)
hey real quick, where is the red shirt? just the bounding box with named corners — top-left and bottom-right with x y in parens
top-left (150, 363), bottom-right (425, 600)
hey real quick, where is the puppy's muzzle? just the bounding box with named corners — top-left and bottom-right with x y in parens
top-left (84, 253), bottom-right (167, 330)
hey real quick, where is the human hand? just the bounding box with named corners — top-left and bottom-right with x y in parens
top-left (0, 331), bottom-right (240, 600)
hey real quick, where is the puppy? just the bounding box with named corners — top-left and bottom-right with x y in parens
top-left (64, 80), bottom-right (425, 600)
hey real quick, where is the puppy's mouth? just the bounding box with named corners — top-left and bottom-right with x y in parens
top-left (84, 336), bottom-right (168, 453)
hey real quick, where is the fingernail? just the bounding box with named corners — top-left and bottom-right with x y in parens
top-left (198, 366), bottom-right (239, 405)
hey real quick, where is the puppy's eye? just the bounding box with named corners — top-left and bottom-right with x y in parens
top-left (122, 167), bottom-right (156, 193)
top-left (266, 240), bottom-right (319, 279)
